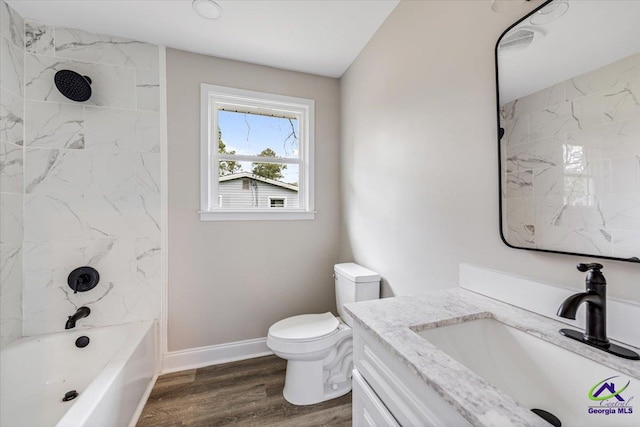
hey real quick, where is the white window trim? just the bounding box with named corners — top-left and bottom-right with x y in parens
top-left (268, 196), bottom-right (287, 208)
top-left (200, 84), bottom-right (315, 221)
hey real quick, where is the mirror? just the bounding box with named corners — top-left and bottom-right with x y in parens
top-left (496, 0), bottom-right (640, 263)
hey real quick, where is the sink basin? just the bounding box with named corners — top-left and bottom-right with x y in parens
top-left (415, 318), bottom-right (639, 427)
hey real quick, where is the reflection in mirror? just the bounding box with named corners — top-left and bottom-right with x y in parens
top-left (497, 0), bottom-right (640, 262)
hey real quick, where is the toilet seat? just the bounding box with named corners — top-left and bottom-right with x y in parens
top-left (267, 313), bottom-right (350, 357)
top-left (269, 312), bottom-right (339, 342)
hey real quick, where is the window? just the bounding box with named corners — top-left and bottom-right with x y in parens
top-left (200, 84), bottom-right (315, 221)
top-left (269, 197), bottom-right (286, 208)
top-left (563, 144), bottom-right (596, 207)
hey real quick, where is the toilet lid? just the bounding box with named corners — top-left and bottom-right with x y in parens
top-left (269, 312), bottom-right (339, 341)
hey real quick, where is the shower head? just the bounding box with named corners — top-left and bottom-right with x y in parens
top-left (54, 70), bottom-right (92, 102)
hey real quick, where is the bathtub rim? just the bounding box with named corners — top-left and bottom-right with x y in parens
top-left (55, 319), bottom-right (157, 427)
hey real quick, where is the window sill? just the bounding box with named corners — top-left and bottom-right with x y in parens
top-left (199, 210), bottom-right (316, 221)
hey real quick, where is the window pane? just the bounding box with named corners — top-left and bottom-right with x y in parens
top-left (218, 110), bottom-right (299, 159)
top-left (218, 161), bottom-right (299, 209)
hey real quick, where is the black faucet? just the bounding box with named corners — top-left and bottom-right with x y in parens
top-left (65, 306), bottom-right (91, 330)
top-left (557, 263), bottom-right (639, 360)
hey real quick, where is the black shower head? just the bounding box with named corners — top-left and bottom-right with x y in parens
top-left (54, 70), bottom-right (92, 102)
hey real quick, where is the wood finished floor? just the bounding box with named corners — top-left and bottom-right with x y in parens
top-left (137, 355), bottom-right (352, 427)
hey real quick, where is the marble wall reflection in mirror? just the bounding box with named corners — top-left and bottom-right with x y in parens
top-left (497, 0), bottom-right (640, 262)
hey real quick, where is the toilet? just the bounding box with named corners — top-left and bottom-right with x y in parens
top-left (266, 263), bottom-right (380, 405)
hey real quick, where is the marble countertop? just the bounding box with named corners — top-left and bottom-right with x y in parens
top-left (345, 288), bottom-right (640, 427)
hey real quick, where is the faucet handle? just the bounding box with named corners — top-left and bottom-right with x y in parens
top-left (577, 263), bottom-right (603, 272)
top-left (578, 263), bottom-right (606, 287)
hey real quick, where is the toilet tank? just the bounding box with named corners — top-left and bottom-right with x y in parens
top-left (334, 263), bottom-right (380, 327)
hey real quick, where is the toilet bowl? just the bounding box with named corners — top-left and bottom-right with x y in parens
top-left (267, 263), bottom-right (380, 405)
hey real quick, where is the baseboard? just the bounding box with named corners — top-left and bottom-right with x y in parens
top-left (162, 337), bottom-right (273, 374)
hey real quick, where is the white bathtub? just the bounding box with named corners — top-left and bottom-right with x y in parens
top-left (0, 320), bottom-right (156, 427)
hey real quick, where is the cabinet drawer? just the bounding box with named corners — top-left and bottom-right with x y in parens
top-left (353, 369), bottom-right (400, 427)
top-left (353, 324), bottom-right (472, 427)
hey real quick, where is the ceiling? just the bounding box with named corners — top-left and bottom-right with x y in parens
top-left (9, 0), bottom-right (400, 78)
top-left (498, 0), bottom-right (640, 103)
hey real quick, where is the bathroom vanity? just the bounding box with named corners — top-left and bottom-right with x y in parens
top-left (346, 289), bottom-right (640, 427)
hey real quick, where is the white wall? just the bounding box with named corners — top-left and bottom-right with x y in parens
top-left (166, 49), bottom-right (341, 352)
top-left (340, 0), bottom-right (640, 301)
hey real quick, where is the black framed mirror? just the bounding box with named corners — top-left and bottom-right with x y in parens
top-left (496, 0), bottom-right (640, 263)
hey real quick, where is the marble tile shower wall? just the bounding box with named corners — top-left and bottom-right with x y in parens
top-left (8, 7), bottom-right (161, 336)
top-left (501, 53), bottom-right (640, 258)
top-left (0, 0), bottom-right (24, 348)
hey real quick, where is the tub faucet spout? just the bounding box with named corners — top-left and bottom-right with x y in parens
top-left (65, 306), bottom-right (91, 329)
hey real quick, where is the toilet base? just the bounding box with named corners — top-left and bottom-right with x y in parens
top-left (282, 360), bottom-right (352, 405)
top-left (280, 334), bottom-right (353, 405)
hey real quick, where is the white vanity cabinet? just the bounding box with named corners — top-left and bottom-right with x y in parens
top-left (352, 323), bottom-right (473, 427)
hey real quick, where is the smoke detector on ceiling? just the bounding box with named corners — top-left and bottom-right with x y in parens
top-left (192, 0), bottom-right (222, 20)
